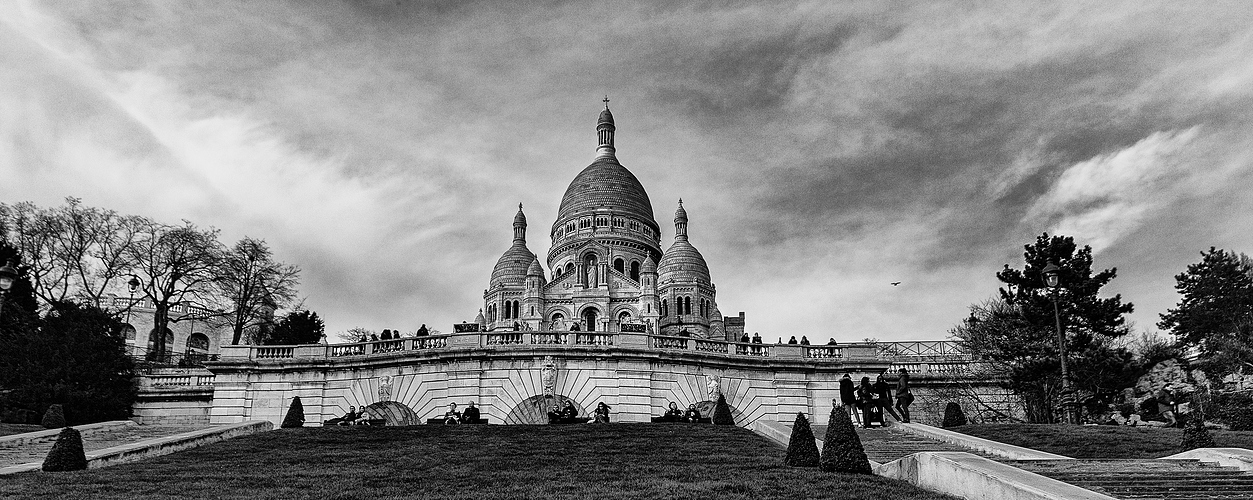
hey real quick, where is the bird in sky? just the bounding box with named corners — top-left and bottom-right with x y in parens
top-left (890, 282), bottom-right (901, 286)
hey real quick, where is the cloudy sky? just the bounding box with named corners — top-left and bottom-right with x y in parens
top-left (2, 1), bottom-right (1251, 342)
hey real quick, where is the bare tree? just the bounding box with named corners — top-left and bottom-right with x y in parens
top-left (129, 220), bottom-right (224, 361)
top-left (216, 237), bottom-right (300, 345)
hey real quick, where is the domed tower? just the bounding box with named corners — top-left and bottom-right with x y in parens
top-left (657, 200), bottom-right (717, 337)
top-left (523, 258), bottom-right (547, 329)
top-left (548, 104), bottom-right (662, 284)
top-left (484, 204), bottom-right (535, 330)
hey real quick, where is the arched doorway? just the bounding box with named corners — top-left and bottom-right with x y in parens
top-left (582, 308), bottom-right (599, 332)
top-left (360, 401), bottom-right (420, 426)
top-left (504, 394), bottom-right (586, 424)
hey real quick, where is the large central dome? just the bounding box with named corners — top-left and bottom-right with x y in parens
top-left (555, 156), bottom-right (656, 224)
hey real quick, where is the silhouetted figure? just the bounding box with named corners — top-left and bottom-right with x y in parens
top-left (858, 376), bottom-right (878, 428)
top-left (896, 368), bottom-right (914, 423)
top-left (683, 403), bottom-right (702, 423)
top-left (594, 402), bottom-right (611, 423)
top-left (416, 324), bottom-right (429, 336)
top-left (787, 336), bottom-right (798, 344)
top-left (839, 374), bottom-right (861, 426)
top-left (381, 329), bottom-right (392, 340)
top-left (740, 333), bottom-right (750, 343)
top-left (461, 402), bottom-right (480, 423)
top-left (874, 373), bottom-right (902, 422)
top-left (443, 403), bottom-right (462, 425)
top-left (370, 333), bottom-right (379, 342)
top-left (751, 333), bottom-right (762, 343)
top-left (800, 336), bottom-right (810, 345)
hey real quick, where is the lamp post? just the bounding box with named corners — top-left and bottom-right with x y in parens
top-left (125, 276), bottom-right (141, 326)
top-left (1041, 262), bottom-right (1074, 424)
top-left (0, 260), bottom-right (17, 320)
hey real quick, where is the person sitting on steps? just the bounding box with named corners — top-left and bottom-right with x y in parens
top-left (661, 401), bottom-right (683, 422)
top-left (443, 403), bottom-right (462, 424)
top-left (461, 401), bottom-right (480, 423)
top-left (594, 402), bottom-right (611, 423)
top-left (683, 403), bottom-right (702, 423)
top-left (326, 405), bottom-right (358, 426)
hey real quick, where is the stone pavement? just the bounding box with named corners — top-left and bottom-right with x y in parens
top-left (0, 424), bottom-right (207, 468)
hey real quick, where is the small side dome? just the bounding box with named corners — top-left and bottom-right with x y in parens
top-left (474, 309), bottom-right (485, 325)
top-left (527, 258), bottom-right (544, 277)
top-left (598, 107), bottom-right (614, 126)
top-left (641, 258), bottom-right (657, 274)
top-left (513, 204), bottom-right (527, 226)
top-left (491, 245), bottom-right (536, 287)
top-left (657, 241), bottom-right (711, 284)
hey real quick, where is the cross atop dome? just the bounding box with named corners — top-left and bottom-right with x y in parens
top-left (603, 95), bottom-right (610, 109)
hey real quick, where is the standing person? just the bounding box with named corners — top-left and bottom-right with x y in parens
top-left (873, 373), bottom-right (902, 422)
top-left (857, 376), bottom-right (877, 428)
top-left (838, 373), bottom-right (861, 426)
top-left (895, 368), bottom-right (914, 423)
top-left (1157, 385), bottom-right (1177, 427)
top-left (799, 336), bottom-right (810, 345)
top-left (416, 324), bottom-right (429, 336)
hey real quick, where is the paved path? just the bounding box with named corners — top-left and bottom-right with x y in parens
top-left (0, 425), bottom-right (207, 468)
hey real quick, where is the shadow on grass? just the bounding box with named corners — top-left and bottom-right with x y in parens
top-left (0, 424), bottom-right (957, 499)
top-left (955, 423), bottom-right (1253, 459)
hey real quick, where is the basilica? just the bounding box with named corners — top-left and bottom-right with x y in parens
top-left (477, 104), bottom-right (731, 339)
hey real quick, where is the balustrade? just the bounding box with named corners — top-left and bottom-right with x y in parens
top-left (255, 347), bottom-right (294, 359)
top-left (804, 346), bottom-right (842, 359)
top-left (734, 343), bottom-right (770, 357)
top-left (573, 333), bottom-right (614, 346)
top-left (531, 333), bottom-right (568, 345)
top-left (329, 344), bottom-right (367, 357)
top-left (486, 332), bottom-right (523, 345)
top-left (372, 340), bottom-right (405, 354)
top-left (694, 339), bottom-right (728, 353)
top-left (415, 336), bottom-right (447, 349)
top-left (653, 336), bottom-right (688, 350)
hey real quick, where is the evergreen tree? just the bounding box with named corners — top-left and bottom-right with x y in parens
top-left (942, 402), bottom-right (967, 428)
top-left (262, 310), bottom-right (325, 345)
top-left (281, 396), bottom-right (305, 428)
top-left (952, 233), bottom-right (1136, 422)
top-left (711, 394), bottom-right (734, 425)
top-left (819, 408), bottom-right (872, 474)
top-left (41, 404), bottom-right (66, 429)
top-left (1159, 248), bottom-right (1253, 375)
top-left (784, 412), bottom-right (820, 467)
top-left (42, 427), bottom-right (88, 471)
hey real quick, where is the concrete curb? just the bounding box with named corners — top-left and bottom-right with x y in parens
top-left (0, 420), bottom-right (272, 475)
top-left (0, 420), bottom-right (138, 448)
top-left (876, 452), bottom-right (1118, 500)
top-left (895, 423), bottom-right (1071, 460)
top-left (1163, 448), bottom-right (1253, 471)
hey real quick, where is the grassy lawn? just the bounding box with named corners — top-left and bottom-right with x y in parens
top-left (953, 423), bottom-right (1253, 459)
top-left (0, 423), bottom-right (955, 500)
top-left (0, 424), bottom-right (44, 437)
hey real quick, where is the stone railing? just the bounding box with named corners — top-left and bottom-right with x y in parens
top-left (214, 332), bottom-right (919, 368)
top-left (805, 346), bottom-right (843, 359)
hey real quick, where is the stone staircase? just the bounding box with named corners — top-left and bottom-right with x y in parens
top-left (0, 424), bottom-right (206, 469)
top-left (1006, 458), bottom-right (1253, 500)
top-left (851, 425), bottom-right (1253, 500)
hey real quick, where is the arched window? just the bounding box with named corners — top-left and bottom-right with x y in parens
top-left (529, 306), bottom-right (534, 316)
top-left (187, 333), bottom-right (210, 352)
top-left (618, 311), bottom-right (632, 325)
top-left (583, 308), bottom-right (599, 332)
top-left (121, 324), bottom-right (137, 341)
top-left (614, 258), bottom-right (625, 274)
top-left (661, 299), bottom-right (668, 316)
top-left (630, 261), bottom-right (640, 281)
top-left (565, 262), bottom-right (574, 274)
top-left (512, 301), bottom-right (520, 319)
top-left (684, 297), bottom-right (692, 315)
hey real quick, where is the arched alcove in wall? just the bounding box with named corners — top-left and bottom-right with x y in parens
top-left (360, 401), bottom-right (421, 426)
top-left (503, 394), bottom-right (586, 424)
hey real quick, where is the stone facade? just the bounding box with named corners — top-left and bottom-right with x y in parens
top-left (482, 106), bottom-right (728, 338)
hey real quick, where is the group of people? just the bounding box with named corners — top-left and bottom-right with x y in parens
top-left (657, 401), bottom-right (705, 422)
top-left (439, 401), bottom-right (481, 424)
top-left (838, 368), bottom-right (914, 428)
top-left (356, 324), bottom-right (434, 343)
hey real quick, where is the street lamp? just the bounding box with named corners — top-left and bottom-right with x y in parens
top-left (1041, 262), bottom-right (1074, 424)
top-left (125, 276), bottom-right (142, 326)
top-left (0, 260), bottom-right (16, 320)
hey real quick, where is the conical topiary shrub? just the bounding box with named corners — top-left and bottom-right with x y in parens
top-left (281, 397), bottom-right (305, 428)
top-left (712, 394), bottom-right (734, 425)
top-left (42, 427), bottom-right (88, 472)
top-left (41, 404), bottom-right (67, 429)
top-left (784, 412), bottom-right (820, 467)
top-left (942, 402), bottom-right (967, 428)
top-left (819, 407), bottom-right (872, 474)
